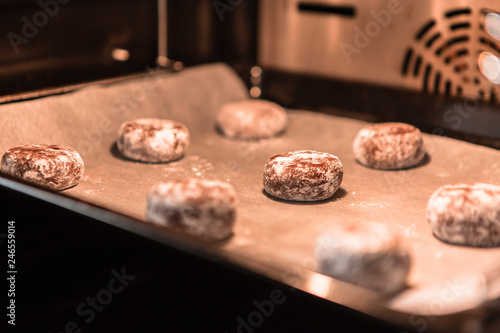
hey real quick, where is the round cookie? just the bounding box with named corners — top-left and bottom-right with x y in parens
top-left (353, 122), bottom-right (426, 170)
top-left (315, 223), bottom-right (410, 294)
top-left (427, 183), bottom-right (500, 247)
top-left (217, 99), bottom-right (287, 139)
top-left (1, 144), bottom-right (84, 191)
top-left (117, 118), bottom-right (190, 163)
top-left (263, 150), bottom-right (343, 202)
top-left (146, 179), bottom-right (236, 241)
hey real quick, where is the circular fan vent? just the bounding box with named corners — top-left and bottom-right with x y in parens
top-left (401, 7), bottom-right (500, 102)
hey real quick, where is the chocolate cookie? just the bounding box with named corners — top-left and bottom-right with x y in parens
top-left (315, 222), bottom-right (411, 294)
top-left (263, 150), bottom-right (343, 201)
top-left (217, 99), bottom-right (287, 139)
top-left (427, 183), bottom-right (500, 247)
top-left (1, 144), bottom-right (84, 191)
top-left (353, 122), bottom-right (425, 170)
top-left (117, 118), bottom-right (190, 163)
top-left (146, 179), bottom-right (237, 241)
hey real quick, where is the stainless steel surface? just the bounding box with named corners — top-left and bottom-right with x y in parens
top-left (259, 0), bottom-right (500, 100)
top-left (1, 63), bottom-right (500, 332)
top-left (157, 0), bottom-right (169, 67)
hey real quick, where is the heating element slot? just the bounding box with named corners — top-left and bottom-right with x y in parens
top-left (413, 56), bottom-right (423, 77)
top-left (426, 32), bottom-right (442, 48)
top-left (434, 71), bottom-right (442, 94)
top-left (479, 37), bottom-right (500, 53)
top-left (444, 48), bottom-right (469, 64)
top-left (435, 35), bottom-right (470, 55)
top-left (445, 8), bottom-right (472, 18)
top-left (401, 48), bottom-right (414, 75)
top-left (416, 20), bottom-right (436, 40)
top-left (454, 63), bottom-right (468, 73)
top-left (423, 64), bottom-right (432, 92)
top-left (445, 80), bottom-right (452, 95)
top-left (450, 22), bottom-right (471, 31)
top-left (491, 88), bottom-right (498, 103)
top-left (298, 3), bottom-right (355, 17)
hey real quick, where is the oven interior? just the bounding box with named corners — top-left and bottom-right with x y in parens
top-left (1, 1), bottom-right (500, 333)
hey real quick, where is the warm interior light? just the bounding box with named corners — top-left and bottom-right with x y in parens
top-left (173, 61), bottom-right (184, 71)
top-left (478, 51), bottom-right (500, 84)
top-left (307, 273), bottom-right (332, 298)
top-left (250, 87), bottom-right (262, 98)
top-left (485, 12), bottom-right (500, 41)
top-left (250, 66), bottom-right (262, 78)
top-left (111, 48), bottom-right (130, 61)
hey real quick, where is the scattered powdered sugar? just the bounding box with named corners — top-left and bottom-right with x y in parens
top-left (427, 183), bottom-right (500, 247)
top-left (349, 201), bottom-right (391, 209)
top-left (396, 224), bottom-right (419, 238)
top-left (190, 156), bottom-right (213, 177)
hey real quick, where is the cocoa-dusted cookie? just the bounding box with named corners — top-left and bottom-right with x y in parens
top-left (146, 179), bottom-right (236, 241)
top-left (315, 222), bottom-right (411, 294)
top-left (263, 150), bottom-right (343, 202)
top-left (217, 99), bottom-right (287, 139)
top-left (1, 144), bottom-right (84, 191)
top-left (353, 122), bottom-right (425, 170)
top-left (117, 118), bottom-right (190, 163)
top-left (427, 183), bottom-right (500, 247)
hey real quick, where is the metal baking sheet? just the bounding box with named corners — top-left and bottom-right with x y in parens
top-left (1, 63), bottom-right (500, 331)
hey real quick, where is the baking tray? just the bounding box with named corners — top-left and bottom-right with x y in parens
top-left (1, 63), bottom-right (500, 332)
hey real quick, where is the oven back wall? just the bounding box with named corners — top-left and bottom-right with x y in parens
top-left (0, 0), bottom-right (158, 97)
top-left (260, 0), bottom-right (500, 102)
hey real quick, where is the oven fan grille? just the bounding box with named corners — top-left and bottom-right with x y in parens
top-left (401, 7), bottom-right (500, 102)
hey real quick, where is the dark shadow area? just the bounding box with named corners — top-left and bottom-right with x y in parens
top-left (208, 231), bottom-right (235, 249)
top-left (110, 141), bottom-right (131, 162)
top-left (432, 232), bottom-right (500, 249)
top-left (317, 271), bottom-right (412, 299)
top-left (262, 187), bottom-right (347, 205)
top-left (416, 153), bottom-right (432, 168)
top-left (0, 0), bottom-right (158, 99)
top-left (355, 153), bottom-right (431, 171)
top-left (214, 123), bottom-right (225, 137)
